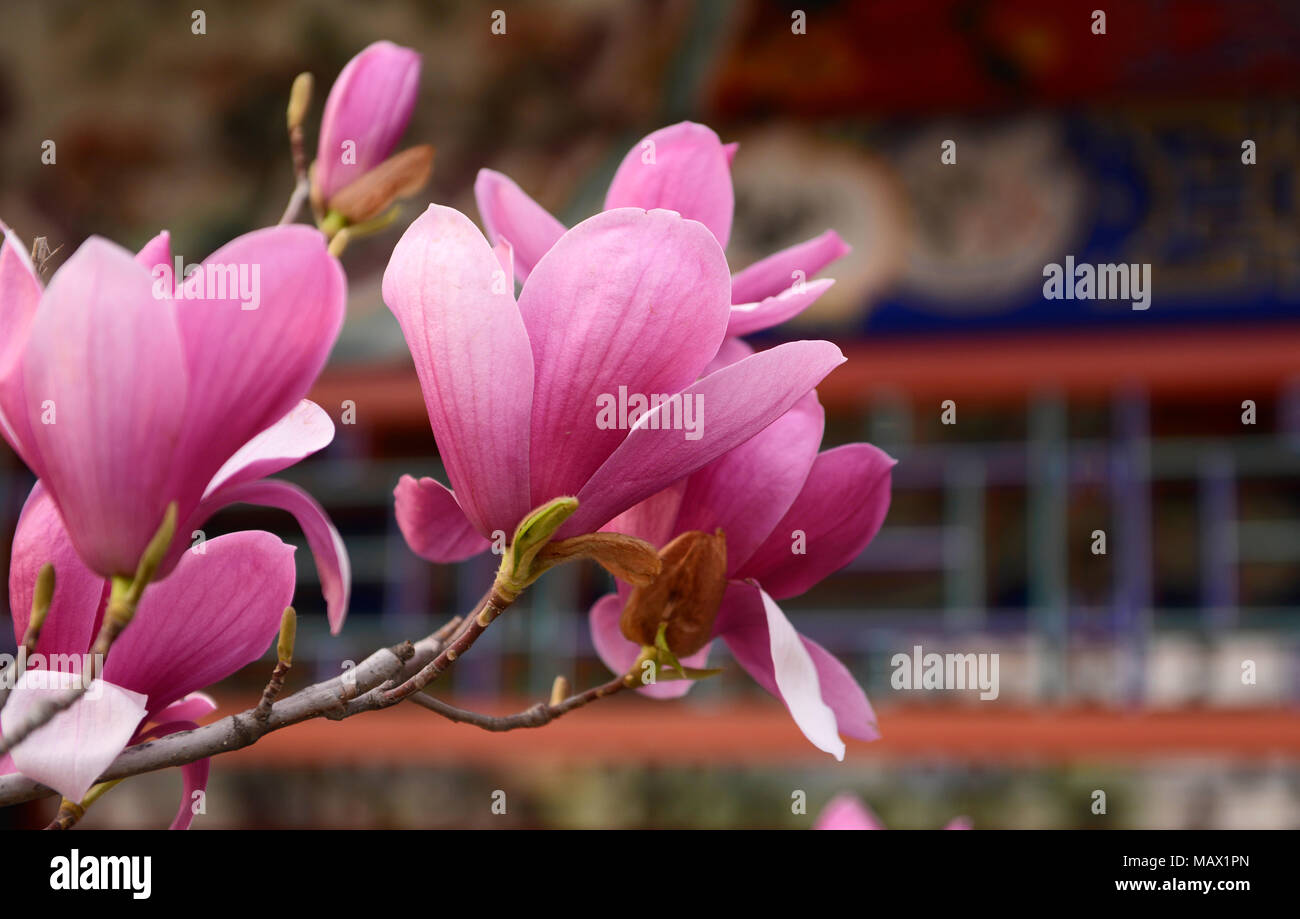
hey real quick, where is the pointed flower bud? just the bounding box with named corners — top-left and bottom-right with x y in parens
top-left (287, 72), bottom-right (313, 133)
top-left (276, 606), bottom-right (297, 665)
top-left (620, 529), bottom-right (727, 657)
top-left (500, 496), bottom-right (579, 597)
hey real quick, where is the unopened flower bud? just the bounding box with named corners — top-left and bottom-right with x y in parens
top-left (621, 529), bottom-right (727, 657)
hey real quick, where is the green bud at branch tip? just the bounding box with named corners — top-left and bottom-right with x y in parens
top-left (500, 496), bottom-right (579, 597)
top-left (130, 502), bottom-right (178, 604)
top-left (277, 607), bottom-right (297, 665)
top-left (320, 209), bottom-right (347, 239)
top-left (287, 72), bottom-right (313, 132)
top-left (549, 675), bottom-right (569, 706)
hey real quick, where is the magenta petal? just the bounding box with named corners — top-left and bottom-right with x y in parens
top-left (803, 635), bottom-right (879, 741)
top-left (394, 475), bottom-right (492, 563)
top-left (8, 482), bottom-right (108, 657)
top-left (134, 717), bottom-right (210, 830)
top-left (588, 593), bottom-right (707, 699)
top-left (674, 390), bottom-right (824, 575)
top-left (22, 237), bottom-right (189, 577)
top-left (151, 691), bottom-right (217, 725)
top-left (604, 122), bottom-right (735, 248)
top-left (601, 479), bottom-right (688, 550)
top-left (168, 225), bottom-right (345, 517)
top-left (1, 671), bottom-right (147, 803)
top-left (727, 278), bottom-right (835, 337)
top-left (474, 169), bottom-right (566, 283)
top-left (382, 205), bottom-right (534, 537)
top-left (190, 479), bottom-right (351, 634)
top-left (563, 340), bottom-right (844, 537)
top-left (737, 443), bottom-right (895, 599)
top-left (814, 793), bottom-right (885, 830)
top-left (203, 399), bottom-right (335, 497)
top-left (104, 531), bottom-right (295, 713)
top-left (730, 230), bottom-right (851, 304)
top-left (519, 207), bottom-right (732, 505)
top-left (715, 582), bottom-right (846, 759)
top-left (316, 41), bottom-right (421, 202)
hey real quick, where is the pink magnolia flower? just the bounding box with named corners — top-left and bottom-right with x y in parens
top-left (0, 484), bottom-right (297, 828)
top-left (474, 121), bottom-right (850, 336)
top-left (0, 224), bottom-right (350, 631)
top-left (815, 793), bottom-right (973, 830)
top-left (588, 340), bottom-right (893, 759)
top-left (314, 40), bottom-right (421, 205)
top-left (383, 204), bottom-right (846, 562)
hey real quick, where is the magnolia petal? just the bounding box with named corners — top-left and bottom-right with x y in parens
top-left (600, 478), bottom-right (688, 550)
top-left (803, 635), bottom-right (879, 741)
top-left (133, 717), bottom-right (211, 830)
top-left (588, 592), bottom-right (708, 700)
top-left (152, 691), bottom-right (218, 726)
top-left (604, 122), bottom-right (734, 248)
top-left (726, 278), bottom-right (835, 338)
top-left (737, 443), bottom-right (895, 599)
top-left (135, 230), bottom-right (172, 275)
top-left (8, 482), bottom-right (108, 657)
top-left (716, 582), bottom-right (845, 760)
top-left (2, 671), bottom-right (148, 803)
top-left (519, 208), bottom-right (732, 505)
top-left (22, 236), bottom-right (189, 577)
top-left (382, 204), bottom-right (534, 536)
top-left (673, 390), bottom-right (824, 575)
top-left (730, 230), bottom-right (850, 305)
top-left (316, 41), bottom-right (421, 202)
top-left (394, 475), bottom-right (492, 563)
top-left (190, 479), bottom-right (350, 634)
top-left (473, 169), bottom-right (566, 283)
top-left (563, 340), bottom-right (844, 538)
top-left (203, 399), bottom-right (335, 498)
top-left (167, 226), bottom-right (345, 516)
top-left (814, 793), bottom-right (885, 830)
top-left (104, 532), bottom-right (295, 713)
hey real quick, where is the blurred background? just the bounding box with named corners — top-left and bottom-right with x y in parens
top-left (2, 0), bottom-right (1300, 828)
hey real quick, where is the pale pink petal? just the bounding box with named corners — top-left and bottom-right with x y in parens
top-left (8, 482), bottom-right (108, 656)
top-left (133, 718), bottom-right (210, 830)
top-left (604, 122), bottom-right (734, 248)
top-left (673, 390), bottom-right (824, 574)
top-left (945, 817), bottom-right (974, 830)
top-left (814, 793), bottom-right (885, 830)
top-left (722, 141), bottom-right (739, 165)
top-left (726, 278), bottom-right (835, 337)
top-left (737, 444), bottom-right (895, 599)
top-left (104, 531), bottom-right (295, 714)
top-left (203, 399), bottom-right (335, 497)
top-left (188, 479), bottom-right (350, 634)
top-left (316, 41), bottom-right (421, 202)
top-left (394, 475), bottom-right (492, 563)
top-left (167, 226), bottom-right (345, 518)
top-left (492, 237), bottom-right (515, 290)
top-left (22, 236), bottom-right (189, 577)
top-left (135, 230), bottom-right (172, 274)
top-left (730, 230), bottom-right (850, 304)
top-left (519, 208), bottom-right (731, 505)
top-left (588, 592), bottom-right (709, 700)
top-left (2, 671), bottom-right (147, 803)
top-left (715, 582), bottom-right (845, 759)
top-left (562, 340), bottom-right (844, 538)
top-left (382, 204), bottom-right (534, 536)
top-left (705, 336), bottom-right (754, 373)
top-left (474, 169), bottom-right (566, 283)
top-left (0, 226), bottom-right (41, 399)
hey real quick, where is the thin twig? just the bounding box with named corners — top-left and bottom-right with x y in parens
top-left (408, 674), bottom-right (631, 732)
top-left (0, 617), bottom-right (463, 809)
